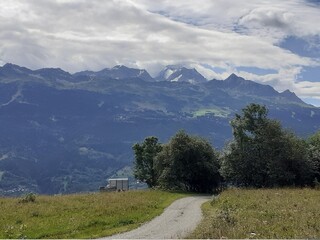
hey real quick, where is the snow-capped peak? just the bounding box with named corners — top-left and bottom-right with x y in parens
top-left (112, 65), bottom-right (124, 70)
top-left (156, 65), bottom-right (206, 84)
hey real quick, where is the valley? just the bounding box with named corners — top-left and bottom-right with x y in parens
top-left (0, 63), bottom-right (319, 195)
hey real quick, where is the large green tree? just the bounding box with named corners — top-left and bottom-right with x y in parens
top-left (132, 136), bottom-right (162, 188)
top-left (221, 103), bottom-right (312, 187)
top-left (155, 131), bottom-right (220, 193)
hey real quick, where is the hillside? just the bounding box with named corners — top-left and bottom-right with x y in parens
top-left (0, 63), bottom-right (319, 195)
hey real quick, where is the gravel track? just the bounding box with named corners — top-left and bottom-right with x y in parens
top-left (103, 195), bottom-right (210, 239)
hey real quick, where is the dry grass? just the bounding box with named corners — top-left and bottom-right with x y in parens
top-left (190, 188), bottom-right (320, 239)
top-left (0, 190), bottom-right (186, 239)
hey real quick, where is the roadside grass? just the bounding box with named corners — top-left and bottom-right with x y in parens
top-left (0, 190), bottom-right (187, 239)
top-left (190, 188), bottom-right (320, 239)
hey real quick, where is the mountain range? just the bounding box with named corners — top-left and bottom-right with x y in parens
top-left (0, 63), bottom-right (319, 196)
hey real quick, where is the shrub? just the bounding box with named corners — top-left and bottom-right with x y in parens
top-left (19, 193), bottom-right (36, 203)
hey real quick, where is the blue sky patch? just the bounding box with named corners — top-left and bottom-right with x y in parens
top-left (279, 36), bottom-right (320, 58)
top-left (306, 0), bottom-right (320, 5)
top-left (298, 66), bottom-right (320, 82)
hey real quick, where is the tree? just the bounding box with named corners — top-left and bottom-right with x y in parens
top-left (221, 104), bottom-right (270, 186)
top-left (308, 131), bottom-right (320, 183)
top-left (155, 130), bottom-right (220, 193)
top-left (132, 136), bottom-right (162, 188)
top-left (221, 103), bottom-right (312, 187)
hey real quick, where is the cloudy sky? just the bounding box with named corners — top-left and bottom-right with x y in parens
top-left (0, 0), bottom-right (320, 105)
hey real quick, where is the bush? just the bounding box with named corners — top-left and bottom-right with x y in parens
top-left (19, 193), bottom-right (36, 203)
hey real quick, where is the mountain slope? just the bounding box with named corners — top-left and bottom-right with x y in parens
top-left (74, 65), bottom-right (153, 82)
top-left (0, 64), bottom-right (319, 196)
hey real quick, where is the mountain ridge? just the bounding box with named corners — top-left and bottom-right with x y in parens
top-left (0, 63), bottom-right (309, 106)
top-left (73, 65), bottom-right (153, 82)
top-left (0, 63), bottom-right (319, 196)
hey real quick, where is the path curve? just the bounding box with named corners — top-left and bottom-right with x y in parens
top-left (103, 195), bottom-right (210, 239)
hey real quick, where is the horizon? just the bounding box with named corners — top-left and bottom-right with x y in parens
top-left (1, 61), bottom-right (317, 106)
top-left (0, 1), bottom-right (319, 105)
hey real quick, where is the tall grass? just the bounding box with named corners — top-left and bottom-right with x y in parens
top-left (0, 190), bottom-right (186, 239)
top-left (190, 188), bottom-right (320, 239)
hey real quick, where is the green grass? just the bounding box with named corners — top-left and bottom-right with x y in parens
top-left (0, 190), bottom-right (187, 239)
top-left (192, 107), bottom-right (230, 118)
top-left (190, 188), bottom-right (320, 239)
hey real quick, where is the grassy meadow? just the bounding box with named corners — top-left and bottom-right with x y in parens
top-left (190, 188), bottom-right (320, 239)
top-left (192, 107), bottom-right (230, 118)
top-left (0, 190), bottom-right (186, 239)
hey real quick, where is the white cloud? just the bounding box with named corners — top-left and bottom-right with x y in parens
top-left (135, 0), bottom-right (320, 41)
top-left (0, 0), bottom-right (319, 102)
top-left (0, 0), bottom-right (314, 70)
top-left (294, 81), bottom-right (320, 98)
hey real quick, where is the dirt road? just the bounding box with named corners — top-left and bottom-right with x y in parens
top-left (103, 195), bottom-right (210, 239)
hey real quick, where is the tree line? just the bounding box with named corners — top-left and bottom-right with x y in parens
top-left (133, 103), bottom-right (320, 193)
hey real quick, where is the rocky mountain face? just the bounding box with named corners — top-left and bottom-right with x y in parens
top-left (0, 63), bottom-right (319, 196)
top-left (74, 65), bottom-right (153, 82)
top-left (156, 65), bottom-right (206, 83)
